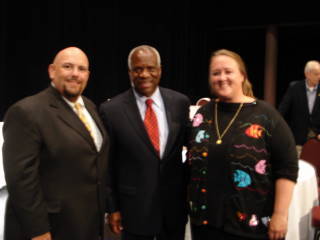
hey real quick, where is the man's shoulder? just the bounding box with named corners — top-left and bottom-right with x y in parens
top-left (256, 99), bottom-right (278, 113)
top-left (10, 88), bottom-right (50, 109)
top-left (160, 87), bottom-right (190, 102)
top-left (100, 89), bottom-right (131, 109)
top-left (4, 88), bottom-right (52, 122)
top-left (288, 80), bottom-right (305, 90)
top-left (82, 95), bottom-right (97, 108)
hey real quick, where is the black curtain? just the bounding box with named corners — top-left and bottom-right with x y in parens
top-left (1, 1), bottom-right (320, 120)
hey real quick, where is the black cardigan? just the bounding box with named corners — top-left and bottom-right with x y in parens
top-left (188, 99), bottom-right (298, 239)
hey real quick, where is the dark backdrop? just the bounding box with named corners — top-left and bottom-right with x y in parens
top-left (1, 1), bottom-right (320, 120)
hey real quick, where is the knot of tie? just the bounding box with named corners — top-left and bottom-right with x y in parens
top-left (74, 102), bottom-right (82, 111)
top-left (146, 98), bottom-right (153, 107)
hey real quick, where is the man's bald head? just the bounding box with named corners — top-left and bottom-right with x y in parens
top-left (48, 47), bottom-right (90, 102)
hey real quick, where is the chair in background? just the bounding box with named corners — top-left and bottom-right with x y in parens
top-left (301, 138), bottom-right (320, 179)
top-left (189, 98), bottom-right (211, 120)
top-left (300, 138), bottom-right (320, 240)
top-left (195, 97), bottom-right (210, 106)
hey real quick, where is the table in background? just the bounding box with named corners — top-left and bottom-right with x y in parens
top-left (286, 160), bottom-right (319, 240)
top-left (0, 122), bottom-right (5, 240)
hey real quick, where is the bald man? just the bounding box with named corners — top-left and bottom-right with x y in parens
top-left (2, 47), bottom-right (109, 240)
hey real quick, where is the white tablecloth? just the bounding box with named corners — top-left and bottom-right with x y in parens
top-left (0, 189), bottom-right (7, 240)
top-left (0, 122), bottom-right (5, 240)
top-left (0, 122), bottom-right (4, 188)
top-left (286, 160), bottom-right (319, 240)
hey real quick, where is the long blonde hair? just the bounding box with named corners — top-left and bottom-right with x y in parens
top-left (210, 49), bottom-right (255, 98)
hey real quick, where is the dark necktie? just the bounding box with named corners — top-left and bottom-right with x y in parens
top-left (144, 99), bottom-right (160, 155)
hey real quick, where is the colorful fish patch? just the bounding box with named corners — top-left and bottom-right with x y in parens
top-left (245, 124), bottom-right (264, 139)
top-left (192, 113), bottom-right (203, 127)
top-left (249, 214), bottom-right (259, 226)
top-left (233, 170), bottom-right (251, 187)
top-left (261, 216), bottom-right (270, 226)
top-left (195, 130), bottom-right (210, 143)
top-left (255, 160), bottom-right (267, 174)
top-left (236, 211), bottom-right (247, 221)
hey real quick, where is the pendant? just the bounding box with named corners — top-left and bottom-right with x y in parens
top-left (216, 139), bottom-right (222, 144)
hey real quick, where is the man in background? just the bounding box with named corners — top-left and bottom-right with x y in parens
top-left (279, 60), bottom-right (320, 155)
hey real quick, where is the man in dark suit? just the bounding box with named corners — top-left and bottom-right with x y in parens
top-left (99, 45), bottom-right (190, 240)
top-left (278, 60), bottom-right (320, 148)
top-left (2, 47), bottom-right (109, 240)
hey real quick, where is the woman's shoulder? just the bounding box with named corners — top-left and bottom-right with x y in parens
top-left (247, 99), bottom-right (285, 128)
top-left (254, 99), bottom-right (280, 115)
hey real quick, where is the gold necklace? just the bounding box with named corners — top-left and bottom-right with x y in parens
top-left (214, 99), bottom-right (243, 144)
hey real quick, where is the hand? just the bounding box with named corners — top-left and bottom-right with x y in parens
top-left (31, 232), bottom-right (52, 240)
top-left (268, 213), bottom-right (287, 240)
top-left (107, 211), bottom-right (123, 234)
top-left (317, 134), bottom-right (320, 141)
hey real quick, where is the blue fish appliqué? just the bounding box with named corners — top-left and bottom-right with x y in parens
top-left (195, 130), bottom-right (209, 143)
top-left (233, 170), bottom-right (251, 187)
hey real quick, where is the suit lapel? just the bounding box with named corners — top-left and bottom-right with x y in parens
top-left (83, 98), bottom-right (106, 138)
top-left (123, 90), bottom-right (159, 157)
top-left (83, 98), bottom-right (108, 150)
top-left (300, 83), bottom-right (310, 116)
top-left (47, 87), bottom-right (96, 150)
top-left (160, 88), bottom-right (179, 160)
top-left (311, 85), bottom-right (320, 115)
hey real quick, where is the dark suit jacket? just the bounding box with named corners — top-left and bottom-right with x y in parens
top-left (278, 80), bottom-right (320, 145)
top-left (2, 86), bottom-right (109, 240)
top-left (99, 87), bottom-right (190, 235)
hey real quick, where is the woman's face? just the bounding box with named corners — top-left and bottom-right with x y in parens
top-left (209, 55), bottom-right (245, 102)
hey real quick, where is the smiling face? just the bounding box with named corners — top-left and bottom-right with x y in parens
top-left (129, 48), bottom-right (161, 97)
top-left (209, 55), bottom-right (245, 102)
top-left (48, 47), bottom-right (90, 102)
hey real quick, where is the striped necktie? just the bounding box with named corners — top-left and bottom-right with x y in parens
top-left (144, 99), bottom-right (160, 155)
top-left (74, 102), bottom-right (94, 139)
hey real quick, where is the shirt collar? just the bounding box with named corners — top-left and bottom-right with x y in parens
top-left (51, 82), bottom-right (84, 108)
top-left (305, 80), bottom-right (318, 92)
top-left (132, 87), bottom-right (161, 108)
top-left (63, 96), bottom-right (85, 109)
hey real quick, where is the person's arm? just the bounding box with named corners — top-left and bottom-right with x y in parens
top-left (3, 103), bottom-right (50, 238)
top-left (268, 106), bottom-right (298, 240)
top-left (268, 178), bottom-right (295, 240)
top-left (31, 232), bottom-right (52, 240)
top-left (99, 103), bottom-right (122, 234)
top-left (107, 211), bottom-right (123, 234)
top-left (183, 96), bottom-right (192, 146)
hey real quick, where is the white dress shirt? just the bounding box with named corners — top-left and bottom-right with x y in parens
top-left (133, 87), bottom-right (169, 159)
top-left (306, 81), bottom-right (318, 114)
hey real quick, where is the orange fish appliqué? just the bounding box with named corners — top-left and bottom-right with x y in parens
top-left (245, 124), bottom-right (264, 139)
